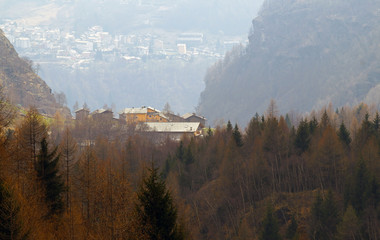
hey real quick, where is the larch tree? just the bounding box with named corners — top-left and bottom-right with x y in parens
top-left (319, 110), bottom-right (331, 132)
top-left (0, 92), bottom-right (15, 159)
top-left (76, 145), bottom-right (98, 236)
top-left (336, 205), bottom-right (359, 240)
top-left (244, 113), bottom-right (262, 145)
top-left (163, 102), bottom-right (173, 114)
top-left (19, 107), bottom-right (47, 166)
top-left (60, 127), bottom-right (77, 211)
top-left (265, 99), bottom-right (279, 119)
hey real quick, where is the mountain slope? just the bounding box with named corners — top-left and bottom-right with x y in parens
top-left (198, 0), bottom-right (380, 125)
top-left (0, 29), bottom-right (59, 115)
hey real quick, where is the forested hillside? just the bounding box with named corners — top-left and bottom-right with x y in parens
top-left (1, 95), bottom-right (380, 239)
top-left (0, 29), bottom-right (64, 115)
top-left (198, 0), bottom-right (380, 125)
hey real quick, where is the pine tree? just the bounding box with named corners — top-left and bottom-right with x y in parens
top-left (260, 205), bottom-right (281, 240)
top-left (176, 141), bottom-right (185, 163)
top-left (0, 178), bottom-right (28, 240)
top-left (36, 138), bottom-right (64, 217)
top-left (285, 114), bottom-right (292, 129)
top-left (294, 119), bottom-right (310, 154)
top-left (373, 112), bottom-right (380, 131)
top-left (310, 191), bottom-right (338, 240)
top-left (372, 112), bottom-right (380, 138)
top-left (232, 123), bottom-right (243, 147)
top-left (321, 190), bottom-right (338, 239)
top-left (163, 154), bottom-right (174, 179)
top-left (350, 159), bottom-right (370, 214)
top-left (355, 113), bottom-right (373, 146)
top-left (134, 163), bottom-right (184, 240)
top-left (184, 145), bottom-right (194, 165)
top-left (226, 120), bottom-right (233, 132)
top-left (308, 117), bottom-right (318, 135)
top-left (337, 121), bottom-right (351, 149)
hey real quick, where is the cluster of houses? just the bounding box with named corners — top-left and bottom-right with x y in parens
top-left (75, 106), bottom-right (206, 141)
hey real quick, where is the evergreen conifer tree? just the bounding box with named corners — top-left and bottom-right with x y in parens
top-left (357, 113), bottom-right (373, 145)
top-left (135, 163), bottom-right (184, 240)
top-left (176, 141), bottom-right (185, 163)
top-left (285, 114), bottom-right (292, 129)
top-left (372, 112), bottom-right (380, 138)
top-left (337, 122), bottom-right (351, 149)
top-left (308, 117), bottom-right (318, 135)
top-left (351, 159), bottom-right (370, 214)
top-left (184, 145), bottom-right (194, 165)
top-left (310, 191), bottom-right (338, 240)
top-left (322, 190), bottom-right (339, 238)
top-left (36, 138), bottom-right (64, 216)
top-left (0, 178), bottom-right (28, 240)
top-left (260, 205), bottom-right (281, 240)
top-left (226, 120), bottom-right (233, 132)
top-left (295, 119), bottom-right (310, 154)
top-left (232, 124), bottom-right (243, 147)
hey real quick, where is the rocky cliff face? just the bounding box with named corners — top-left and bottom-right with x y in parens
top-left (0, 29), bottom-right (60, 115)
top-left (198, 0), bottom-right (380, 125)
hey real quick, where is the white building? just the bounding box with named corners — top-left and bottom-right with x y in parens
top-left (75, 40), bottom-right (94, 52)
top-left (177, 43), bottom-right (187, 55)
top-left (15, 37), bottom-right (31, 48)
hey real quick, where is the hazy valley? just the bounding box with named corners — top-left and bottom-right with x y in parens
top-left (1, 0), bottom-right (380, 239)
top-left (0, 0), bottom-right (263, 114)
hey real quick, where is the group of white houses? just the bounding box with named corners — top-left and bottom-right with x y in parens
top-left (74, 106), bottom-right (206, 141)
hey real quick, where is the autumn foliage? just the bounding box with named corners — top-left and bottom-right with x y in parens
top-left (1, 101), bottom-right (380, 239)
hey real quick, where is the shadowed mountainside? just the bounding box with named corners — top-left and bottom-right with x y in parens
top-left (198, 0), bottom-right (380, 125)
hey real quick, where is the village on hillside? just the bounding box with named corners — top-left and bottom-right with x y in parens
top-left (74, 105), bottom-right (207, 142)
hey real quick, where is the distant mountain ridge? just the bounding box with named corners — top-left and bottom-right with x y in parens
top-left (198, 0), bottom-right (380, 125)
top-left (0, 0), bottom-right (263, 35)
top-left (0, 29), bottom-right (61, 115)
